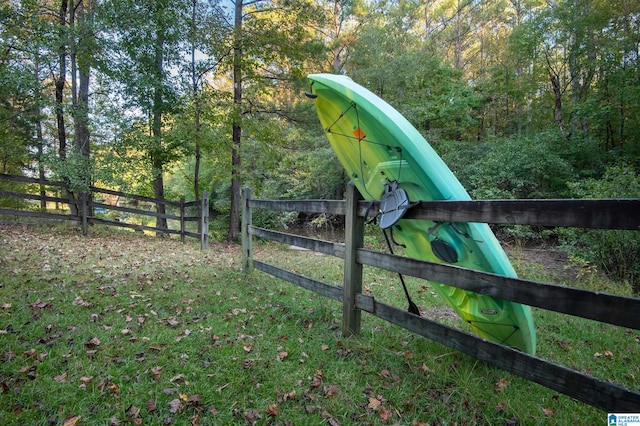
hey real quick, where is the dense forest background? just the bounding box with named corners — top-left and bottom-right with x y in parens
top-left (1, 0), bottom-right (639, 287)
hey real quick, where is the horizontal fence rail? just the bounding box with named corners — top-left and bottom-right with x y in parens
top-left (241, 185), bottom-right (640, 412)
top-left (0, 173), bottom-right (209, 249)
top-left (248, 197), bottom-right (640, 230)
top-left (402, 199), bottom-right (640, 230)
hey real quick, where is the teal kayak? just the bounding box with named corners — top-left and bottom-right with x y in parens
top-left (308, 73), bottom-right (536, 354)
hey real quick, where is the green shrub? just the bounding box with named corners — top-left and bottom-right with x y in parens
top-left (439, 134), bottom-right (575, 244)
top-left (560, 164), bottom-right (640, 294)
top-left (440, 133), bottom-right (574, 200)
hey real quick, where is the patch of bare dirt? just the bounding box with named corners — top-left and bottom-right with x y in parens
top-left (505, 244), bottom-right (582, 283)
top-left (422, 305), bottom-right (458, 322)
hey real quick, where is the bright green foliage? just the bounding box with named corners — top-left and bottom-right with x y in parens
top-left (0, 1), bottom-right (49, 176)
top-left (47, 148), bottom-right (93, 194)
top-left (560, 164), bottom-right (640, 293)
top-left (348, 17), bottom-right (479, 141)
top-left (0, 67), bottom-right (36, 174)
top-left (440, 132), bottom-right (574, 200)
top-left (0, 0), bottom-right (639, 249)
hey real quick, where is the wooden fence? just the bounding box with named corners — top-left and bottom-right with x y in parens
top-left (241, 183), bottom-right (640, 412)
top-left (0, 173), bottom-right (209, 249)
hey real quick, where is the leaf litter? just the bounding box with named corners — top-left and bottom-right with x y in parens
top-left (0, 223), bottom-right (621, 424)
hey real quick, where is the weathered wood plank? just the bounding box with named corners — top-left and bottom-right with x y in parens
top-left (90, 201), bottom-right (181, 221)
top-left (90, 186), bottom-right (181, 207)
top-left (180, 198), bottom-right (185, 243)
top-left (0, 174), bottom-right (201, 243)
top-left (357, 249), bottom-right (640, 330)
top-left (200, 191), bottom-right (209, 250)
top-left (249, 227), bottom-right (345, 258)
top-left (356, 294), bottom-right (640, 412)
top-left (242, 188), bottom-right (253, 273)
top-left (0, 173), bottom-right (67, 188)
top-left (0, 190), bottom-right (71, 205)
top-left (253, 260), bottom-right (343, 302)
top-left (248, 199), bottom-right (346, 215)
top-left (0, 174), bottom-right (183, 208)
top-left (398, 199), bottom-right (640, 230)
top-left (181, 230), bottom-right (200, 239)
top-left (88, 217), bottom-right (181, 236)
top-left (0, 208), bottom-right (76, 221)
top-left (81, 193), bottom-right (88, 235)
top-left (182, 200), bottom-right (201, 208)
top-left (343, 183), bottom-right (364, 337)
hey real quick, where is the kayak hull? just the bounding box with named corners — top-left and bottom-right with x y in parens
top-left (308, 73), bottom-right (536, 355)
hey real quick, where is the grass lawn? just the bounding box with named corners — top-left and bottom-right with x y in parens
top-left (1, 222), bottom-right (638, 425)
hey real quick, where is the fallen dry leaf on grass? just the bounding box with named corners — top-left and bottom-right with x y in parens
top-left (187, 394), bottom-right (201, 406)
top-left (151, 366), bottom-right (162, 382)
top-left (277, 351), bottom-right (288, 361)
top-left (169, 398), bottom-right (183, 413)
top-left (494, 378), bottom-right (509, 393)
top-left (62, 415), bottom-right (81, 426)
top-left (321, 410), bottom-right (340, 426)
top-left (325, 384), bottom-right (339, 398)
top-left (244, 409), bottom-right (262, 425)
top-left (54, 372), bottom-right (68, 383)
top-left (311, 370), bottom-right (323, 388)
top-left (84, 337), bottom-right (100, 348)
top-left (23, 348), bottom-right (37, 359)
top-left (126, 404), bottom-right (140, 419)
top-left (368, 397), bottom-right (381, 410)
top-left (276, 389), bottom-right (297, 402)
top-left (266, 404), bottom-right (279, 416)
top-left (170, 373), bottom-right (188, 384)
top-left (378, 406), bottom-right (392, 423)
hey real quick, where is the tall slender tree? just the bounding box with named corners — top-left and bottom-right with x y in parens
top-left (55, 0), bottom-right (69, 162)
top-left (228, 0), bottom-right (244, 242)
top-left (223, 0), bottom-right (325, 241)
top-left (101, 0), bottom-right (189, 231)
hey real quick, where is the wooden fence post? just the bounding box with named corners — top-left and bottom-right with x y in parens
top-left (81, 192), bottom-right (88, 235)
top-left (241, 187), bottom-right (253, 274)
top-left (200, 191), bottom-right (209, 250)
top-left (343, 182), bottom-right (364, 337)
top-left (180, 197), bottom-right (185, 243)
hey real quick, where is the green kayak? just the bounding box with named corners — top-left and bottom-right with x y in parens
top-left (308, 73), bottom-right (536, 354)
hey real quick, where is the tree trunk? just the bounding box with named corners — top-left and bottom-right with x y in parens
top-left (35, 49), bottom-right (46, 210)
top-left (191, 0), bottom-right (201, 214)
top-left (228, 0), bottom-right (243, 242)
top-left (152, 154), bottom-right (167, 233)
top-left (56, 0), bottom-right (68, 162)
top-left (75, 0), bottom-right (92, 160)
top-left (71, 0), bottom-right (92, 212)
top-left (548, 70), bottom-right (570, 140)
top-left (454, 0), bottom-right (463, 70)
top-left (67, 0), bottom-right (93, 214)
top-left (545, 53), bottom-right (571, 141)
top-left (153, 21), bottom-right (167, 232)
top-left (56, 0), bottom-right (80, 216)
